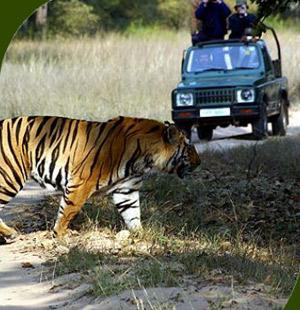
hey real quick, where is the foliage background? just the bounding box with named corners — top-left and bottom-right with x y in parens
top-left (18, 0), bottom-right (300, 38)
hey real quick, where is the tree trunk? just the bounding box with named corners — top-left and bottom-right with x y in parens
top-left (35, 4), bottom-right (48, 28)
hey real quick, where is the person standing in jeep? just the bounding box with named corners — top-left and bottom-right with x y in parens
top-left (228, 0), bottom-right (257, 39)
top-left (192, 0), bottom-right (231, 45)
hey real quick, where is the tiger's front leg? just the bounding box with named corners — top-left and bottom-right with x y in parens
top-left (113, 189), bottom-right (142, 231)
top-left (53, 183), bottom-right (94, 237)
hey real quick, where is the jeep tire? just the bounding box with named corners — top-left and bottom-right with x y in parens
top-left (252, 104), bottom-right (268, 140)
top-left (197, 126), bottom-right (213, 141)
top-left (272, 100), bottom-right (288, 136)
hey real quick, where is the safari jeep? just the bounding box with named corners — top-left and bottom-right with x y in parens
top-left (171, 30), bottom-right (289, 141)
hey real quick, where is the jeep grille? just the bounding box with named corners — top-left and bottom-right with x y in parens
top-left (195, 88), bottom-right (235, 105)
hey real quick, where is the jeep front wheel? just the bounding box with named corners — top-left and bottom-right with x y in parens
top-left (272, 101), bottom-right (288, 136)
top-left (252, 105), bottom-right (268, 140)
top-left (197, 127), bottom-right (213, 141)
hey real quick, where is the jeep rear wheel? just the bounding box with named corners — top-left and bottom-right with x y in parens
top-left (197, 127), bottom-right (213, 141)
top-left (272, 101), bottom-right (288, 136)
top-left (252, 104), bottom-right (268, 140)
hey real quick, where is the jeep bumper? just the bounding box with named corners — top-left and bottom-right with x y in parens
top-left (172, 105), bottom-right (260, 126)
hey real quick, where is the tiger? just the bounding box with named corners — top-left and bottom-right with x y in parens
top-left (0, 116), bottom-right (201, 241)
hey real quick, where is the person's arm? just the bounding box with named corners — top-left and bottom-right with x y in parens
top-left (242, 14), bottom-right (258, 29)
top-left (228, 14), bottom-right (240, 38)
top-left (218, 0), bottom-right (231, 18)
top-left (228, 15), bottom-right (234, 31)
top-left (195, 0), bottom-right (208, 20)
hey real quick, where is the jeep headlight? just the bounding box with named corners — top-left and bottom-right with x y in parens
top-left (176, 93), bottom-right (194, 107)
top-left (237, 89), bottom-right (255, 103)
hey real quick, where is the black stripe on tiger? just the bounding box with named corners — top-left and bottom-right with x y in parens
top-left (6, 124), bottom-right (27, 182)
top-left (0, 135), bottom-right (23, 189)
top-left (89, 117), bottom-right (124, 179)
top-left (124, 139), bottom-right (142, 177)
top-left (35, 116), bottom-right (51, 138)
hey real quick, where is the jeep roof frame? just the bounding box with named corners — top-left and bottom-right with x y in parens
top-left (195, 39), bottom-right (247, 47)
top-left (192, 23), bottom-right (282, 77)
top-left (261, 23), bottom-right (282, 76)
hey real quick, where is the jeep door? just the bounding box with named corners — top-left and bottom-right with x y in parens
top-left (261, 46), bottom-right (281, 114)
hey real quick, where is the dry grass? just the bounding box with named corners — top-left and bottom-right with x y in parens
top-left (264, 30), bottom-right (300, 102)
top-left (0, 32), bottom-right (187, 121)
top-left (0, 30), bottom-right (300, 122)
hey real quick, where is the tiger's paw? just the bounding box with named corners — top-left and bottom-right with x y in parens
top-left (115, 230), bottom-right (131, 241)
top-left (128, 225), bottom-right (144, 240)
top-left (0, 231), bottom-right (19, 245)
top-left (0, 220), bottom-right (19, 240)
top-left (53, 228), bottom-right (79, 239)
top-left (0, 235), bottom-right (7, 245)
top-left (52, 228), bottom-right (67, 239)
top-left (130, 226), bottom-right (143, 233)
top-left (126, 219), bottom-right (142, 232)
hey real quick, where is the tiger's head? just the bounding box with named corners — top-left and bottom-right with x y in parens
top-left (150, 121), bottom-right (201, 178)
top-left (116, 117), bottom-right (201, 179)
top-left (162, 122), bottom-right (201, 178)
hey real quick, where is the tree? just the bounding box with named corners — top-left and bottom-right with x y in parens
top-left (20, 3), bottom-right (48, 36)
top-left (35, 4), bottom-right (48, 27)
top-left (20, 0), bottom-right (299, 38)
top-left (48, 0), bottom-right (99, 36)
top-left (251, 0), bottom-right (299, 20)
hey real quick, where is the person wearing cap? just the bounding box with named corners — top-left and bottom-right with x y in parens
top-left (228, 0), bottom-right (257, 39)
top-left (193, 0), bottom-right (231, 44)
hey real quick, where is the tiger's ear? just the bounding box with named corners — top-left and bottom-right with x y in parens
top-left (163, 123), bottom-right (180, 145)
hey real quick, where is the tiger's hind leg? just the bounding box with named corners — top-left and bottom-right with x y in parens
top-left (0, 117), bottom-right (30, 241)
top-left (0, 175), bottom-right (28, 240)
top-left (0, 185), bottom-right (25, 240)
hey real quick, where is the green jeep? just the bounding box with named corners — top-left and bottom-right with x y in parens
top-left (171, 30), bottom-right (289, 141)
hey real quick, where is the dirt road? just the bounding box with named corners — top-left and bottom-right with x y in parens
top-left (0, 109), bottom-right (299, 309)
top-left (195, 108), bottom-right (300, 152)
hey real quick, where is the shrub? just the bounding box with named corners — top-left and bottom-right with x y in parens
top-left (48, 0), bottom-right (99, 37)
top-left (158, 0), bottom-right (191, 29)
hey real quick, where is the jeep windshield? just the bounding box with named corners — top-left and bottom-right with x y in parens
top-left (186, 45), bottom-right (260, 73)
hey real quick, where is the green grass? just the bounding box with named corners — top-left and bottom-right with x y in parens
top-left (55, 247), bottom-right (105, 275)
top-left (54, 247), bottom-right (180, 297)
top-left (180, 250), bottom-right (296, 295)
top-left (93, 259), bottom-right (179, 297)
top-left (265, 16), bottom-right (300, 32)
